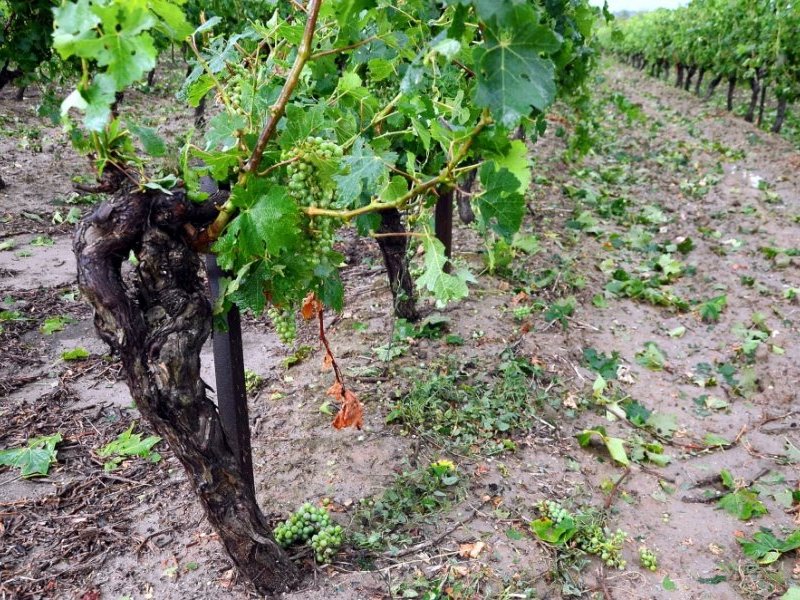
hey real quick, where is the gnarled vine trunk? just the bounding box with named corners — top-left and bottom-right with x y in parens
top-left (74, 187), bottom-right (299, 595)
top-left (772, 97), bottom-right (789, 133)
top-left (376, 208), bottom-right (419, 321)
top-left (727, 76), bottom-right (737, 111)
top-left (704, 73), bottom-right (723, 100)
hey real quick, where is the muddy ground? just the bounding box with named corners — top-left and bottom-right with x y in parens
top-left (1, 61), bottom-right (799, 600)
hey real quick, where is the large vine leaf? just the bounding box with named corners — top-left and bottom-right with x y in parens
top-left (0, 433), bottom-right (63, 478)
top-left (334, 139), bottom-right (397, 205)
top-left (416, 236), bottom-right (472, 307)
top-left (474, 5), bottom-right (561, 127)
top-left (477, 162), bottom-right (525, 240)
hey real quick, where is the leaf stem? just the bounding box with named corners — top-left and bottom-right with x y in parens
top-left (310, 36), bottom-right (379, 60)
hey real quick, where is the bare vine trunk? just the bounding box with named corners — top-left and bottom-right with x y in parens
top-left (684, 65), bottom-right (696, 91)
top-left (772, 97), bottom-right (789, 133)
top-left (694, 68), bottom-right (705, 95)
top-left (757, 82), bottom-right (768, 126)
top-left (704, 73), bottom-right (723, 100)
top-left (727, 76), bottom-right (736, 111)
top-left (675, 64), bottom-right (684, 88)
top-left (74, 187), bottom-right (300, 595)
top-left (376, 208), bottom-right (418, 321)
top-left (745, 76), bottom-right (760, 123)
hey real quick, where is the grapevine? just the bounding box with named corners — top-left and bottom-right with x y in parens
top-left (602, 0), bottom-right (800, 134)
top-left (51, 0), bottom-right (606, 594)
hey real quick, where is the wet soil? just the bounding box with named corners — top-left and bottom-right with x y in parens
top-left (1, 61), bottom-right (798, 599)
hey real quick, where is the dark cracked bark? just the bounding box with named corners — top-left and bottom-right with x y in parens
top-left (727, 76), bottom-right (737, 111)
top-left (745, 76), bottom-right (760, 123)
top-left (704, 73), bottom-right (723, 101)
top-left (74, 188), bottom-right (300, 595)
top-left (772, 97), bottom-right (789, 133)
top-left (376, 208), bottom-right (418, 321)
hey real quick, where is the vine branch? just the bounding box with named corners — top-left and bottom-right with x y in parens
top-left (244, 0), bottom-right (323, 175)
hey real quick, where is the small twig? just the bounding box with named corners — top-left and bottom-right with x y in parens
top-left (135, 527), bottom-right (174, 554)
top-left (370, 232), bottom-right (426, 239)
top-left (317, 308), bottom-right (345, 389)
top-left (636, 464), bottom-right (676, 483)
top-left (310, 36), bottom-right (379, 60)
top-left (604, 467), bottom-right (631, 509)
top-left (391, 500), bottom-right (489, 559)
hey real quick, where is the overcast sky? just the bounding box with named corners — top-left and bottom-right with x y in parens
top-left (589, 0), bottom-right (687, 12)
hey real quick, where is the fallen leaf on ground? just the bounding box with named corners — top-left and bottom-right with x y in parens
top-left (459, 541), bottom-right (486, 559)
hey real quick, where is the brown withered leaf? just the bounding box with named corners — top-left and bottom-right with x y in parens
top-left (301, 292), bottom-right (323, 320)
top-left (322, 353), bottom-right (333, 371)
top-left (458, 541), bottom-right (486, 559)
top-left (327, 382), bottom-right (364, 430)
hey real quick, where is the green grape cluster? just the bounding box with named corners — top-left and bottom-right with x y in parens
top-left (285, 137), bottom-right (342, 209)
top-left (283, 137), bottom-right (344, 268)
top-left (226, 62), bottom-right (250, 113)
top-left (267, 307), bottom-right (297, 345)
top-left (273, 502), bottom-right (343, 564)
top-left (577, 526), bottom-right (627, 569)
top-left (537, 499), bottom-right (570, 524)
top-left (310, 524), bottom-right (344, 563)
top-left (638, 546), bottom-right (658, 571)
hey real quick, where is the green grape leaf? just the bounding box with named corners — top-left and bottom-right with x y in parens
top-left (52, 0), bottom-right (102, 56)
top-left (738, 529), bottom-right (800, 564)
top-left (60, 73), bottom-right (117, 132)
top-left (645, 412), bottom-right (678, 438)
top-left (700, 295), bottom-right (727, 323)
top-left (61, 347), bottom-right (90, 361)
top-left (314, 260), bottom-right (345, 311)
top-left (335, 139), bottom-right (397, 205)
top-left (79, 4), bottom-right (158, 88)
top-left (416, 236), bottom-right (470, 307)
top-left (488, 139), bottom-right (531, 193)
top-left (206, 112), bottom-right (247, 151)
top-left (128, 123), bottom-right (166, 157)
top-left (576, 428), bottom-right (629, 465)
top-left (185, 74), bottom-right (216, 108)
top-left (280, 104), bottom-right (327, 150)
top-left (0, 433), bottom-right (63, 478)
top-left (191, 147), bottom-right (242, 181)
top-left (474, 6), bottom-right (561, 126)
top-left (98, 422), bottom-right (161, 472)
top-left (474, 0), bottom-right (529, 24)
top-left (529, 515), bottom-right (577, 544)
top-left (229, 181), bottom-right (300, 257)
top-left (228, 261), bottom-right (269, 314)
top-left (477, 162), bottom-right (525, 240)
top-left (251, 188), bottom-right (301, 256)
top-left (148, 0), bottom-right (192, 40)
top-left (718, 490), bottom-right (768, 521)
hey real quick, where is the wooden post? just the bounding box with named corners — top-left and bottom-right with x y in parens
top-left (205, 255), bottom-right (255, 497)
top-left (435, 189), bottom-right (454, 273)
